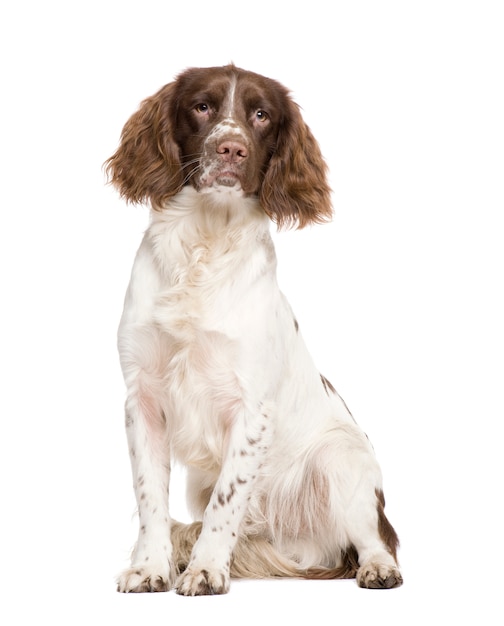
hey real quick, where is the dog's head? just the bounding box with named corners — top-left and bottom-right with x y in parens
top-left (105, 65), bottom-right (332, 228)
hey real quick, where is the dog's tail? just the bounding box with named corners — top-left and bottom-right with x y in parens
top-left (170, 521), bottom-right (358, 580)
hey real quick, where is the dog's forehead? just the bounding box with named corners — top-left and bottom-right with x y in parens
top-left (177, 69), bottom-right (232, 103)
top-left (175, 66), bottom-right (284, 109)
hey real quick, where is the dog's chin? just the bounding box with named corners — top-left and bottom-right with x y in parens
top-left (215, 173), bottom-right (241, 188)
top-left (196, 171), bottom-right (246, 197)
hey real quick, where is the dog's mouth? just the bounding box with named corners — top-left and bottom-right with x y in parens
top-left (215, 171), bottom-right (240, 187)
top-left (197, 164), bottom-right (244, 191)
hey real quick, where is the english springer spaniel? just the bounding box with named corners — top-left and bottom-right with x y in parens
top-left (105, 64), bottom-right (402, 595)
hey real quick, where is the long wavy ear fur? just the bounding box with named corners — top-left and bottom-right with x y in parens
top-left (261, 99), bottom-right (333, 229)
top-left (104, 82), bottom-right (183, 210)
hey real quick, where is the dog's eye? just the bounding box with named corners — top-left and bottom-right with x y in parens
top-left (195, 103), bottom-right (210, 115)
top-left (255, 110), bottom-right (269, 122)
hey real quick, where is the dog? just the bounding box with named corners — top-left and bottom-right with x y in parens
top-left (105, 64), bottom-right (402, 595)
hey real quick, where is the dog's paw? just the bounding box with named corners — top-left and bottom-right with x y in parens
top-left (175, 566), bottom-right (230, 596)
top-left (117, 565), bottom-right (173, 593)
top-left (357, 560), bottom-right (403, 589)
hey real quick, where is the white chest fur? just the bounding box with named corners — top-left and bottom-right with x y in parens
top-left (118, 188), bottom-right (284, 469)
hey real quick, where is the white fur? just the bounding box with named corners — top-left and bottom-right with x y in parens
top-left (117, 185), bottom-right (400, 594)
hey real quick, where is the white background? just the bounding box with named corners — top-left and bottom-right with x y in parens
top-left (1, 1), bottom-right (503, 623)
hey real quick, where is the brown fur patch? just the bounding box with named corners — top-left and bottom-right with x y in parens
top-left (375, 489), bottom-right (400, 561)
top-left (304, 546), bottom-right (359, 580)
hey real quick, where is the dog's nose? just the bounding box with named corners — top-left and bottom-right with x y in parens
top-left (216, 140), bottom-right (248, 162)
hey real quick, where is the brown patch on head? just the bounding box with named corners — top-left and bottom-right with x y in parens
top-left (375, 489), bottom-right (400, 561)
top-left (105, 64), bottom-right (333, 229)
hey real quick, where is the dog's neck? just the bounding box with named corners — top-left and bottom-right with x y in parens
top-left (145, 186), bottom-right (276, 284)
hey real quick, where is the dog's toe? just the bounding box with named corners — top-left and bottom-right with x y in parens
top-left (175, 567), bottom-right (230, 596)
top-left (357, 561), bottom-right (403, 589)
top-left (117, 565), bottom-right (173, 593)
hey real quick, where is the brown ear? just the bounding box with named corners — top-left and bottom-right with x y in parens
top-left (260, 100), bottom-right (332, 229)
top-left (104, 82), bottom-right (183, 209)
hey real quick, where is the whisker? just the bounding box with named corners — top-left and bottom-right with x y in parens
top-left (181, 163), bottom-right (203, 186)
top-left (179, 151), bottom-right (205, 186)
top-left (180, 157), bottom-right (201, 168)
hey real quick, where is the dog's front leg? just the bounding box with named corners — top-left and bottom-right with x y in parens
top-left (117, 388), bottom-right (174, 593)
top-left (175, 402), bottom-right (273, 596)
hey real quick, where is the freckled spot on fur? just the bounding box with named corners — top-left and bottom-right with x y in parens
top-left (140, 492), bottom-right (146, 500)
top-left (237, 476), bottom-right (247, 485)
top-left (211, 527), bottom-right (217, 532)
top-left (247, 436), bottom-right (259, 446)
top-left (141, 525), bottom-right (146, 534)
top-left (226, 482), bottom-right (236, 503)
top-left (294, 318), bottom-right (299, 332)
top-left (218, 492), bottom-right (225, 506)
